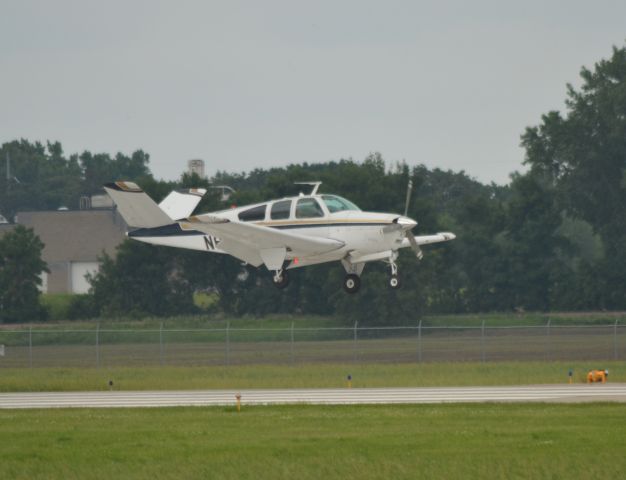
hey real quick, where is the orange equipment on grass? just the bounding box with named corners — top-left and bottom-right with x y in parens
top-left (587, 369), bottom-right (608, 383)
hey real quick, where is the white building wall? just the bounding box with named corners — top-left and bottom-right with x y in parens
top-left (38, 271), bottom-right (48, 293)
top-left (70, 262), bottom-right (99, 294)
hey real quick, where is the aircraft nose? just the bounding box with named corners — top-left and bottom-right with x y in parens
top-left (395, 216), bottom-right (417, 229)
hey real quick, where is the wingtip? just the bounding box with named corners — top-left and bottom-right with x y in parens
top-left (103, 181), bottom-right (143, 193)
top-left (175, 188), bottom-right (207, 197)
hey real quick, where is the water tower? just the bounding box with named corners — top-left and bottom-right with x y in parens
top-left (187, 159), bottom-right (205, 178)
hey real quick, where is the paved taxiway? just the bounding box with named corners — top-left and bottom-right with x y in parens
top-left (1, 384), bottom-right (626, 409)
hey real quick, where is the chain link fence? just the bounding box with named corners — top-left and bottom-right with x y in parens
top-left (0, 321), bottom-right (624, 368)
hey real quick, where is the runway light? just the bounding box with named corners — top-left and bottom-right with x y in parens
top-left (347, 374), bottom-right (352, 389)
top-left (108, 380), bottom-right (114, 391)
top-left (294, 257), bottom-right (299, 265)
top-left (235, 393), bottom-right (242, 412)
top-left (568, 369), bottom-right (573, 384)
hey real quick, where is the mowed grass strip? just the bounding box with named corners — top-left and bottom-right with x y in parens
top-left (0, 403), bottom-right (625, 479)
top-left (0, 361), bottom-right (623, 392)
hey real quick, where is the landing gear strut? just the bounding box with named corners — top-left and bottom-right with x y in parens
top-left (272, 270), bottom-right (289, 289)
top-left (343, 274), bottom-right (361, 294)
top-left (388, 257), bottom-right (401, 290)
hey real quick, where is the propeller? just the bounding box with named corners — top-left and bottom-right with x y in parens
top-left (407, 230), bottom-right (424, 260)
top-left (401, 178), bottom-right (423, 260)
top-left (403, 179), bottom-right (413, 217)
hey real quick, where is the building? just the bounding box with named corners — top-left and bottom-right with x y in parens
top-left (187, 159), bottom-right (205, 178)
top-left (0, 223), bottom-right (16, 236)
top-left (15, 209), bottom-right (127, 294)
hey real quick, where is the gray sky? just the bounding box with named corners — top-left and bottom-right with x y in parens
top-left (1, 1), bottom-right (625, 184)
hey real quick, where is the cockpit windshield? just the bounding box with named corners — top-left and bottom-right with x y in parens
top-left (321, 195), bottom-right (361, 213)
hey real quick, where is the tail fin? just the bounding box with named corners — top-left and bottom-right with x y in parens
top-left (158, 188), bottom-right (206, 221)
top-left (104, 181), bottom-right (172, 228)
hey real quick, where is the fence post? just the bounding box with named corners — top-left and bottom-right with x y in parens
top-left (353, 321), bottom-right (358, 363)
top-left (159, 322), bottom-right (164, 366)
top-left (546, 319), bottom-right (551, 361)
top-left (417, 320), bottom-right (422, 362)
top-left (290, 321), bottom-right (295, 365)
top-left (614, 319), bottom-right (619, 361)
top-left (225, 321), bottom-right (230, 366)
top-left (28, 326), bottom-right (33, 368)
top-left (96, 322), bottom-right (100, 369)
top-left (481, 320), bottom-right (486, 363)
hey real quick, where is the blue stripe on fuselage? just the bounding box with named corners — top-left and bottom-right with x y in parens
top-left (128, 224), bottom-right (204, 237)
top-left (128, 221), bottom-right (391, 238)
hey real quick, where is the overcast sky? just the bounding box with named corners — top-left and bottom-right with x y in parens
top-left (1, 1), bottom-right (625, 184)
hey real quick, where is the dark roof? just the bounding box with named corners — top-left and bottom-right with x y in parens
top-left (16, 209), bottom-right (127, 262)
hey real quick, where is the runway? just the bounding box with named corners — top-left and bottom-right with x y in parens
top-left (1, 384), bottom-right (626, 409)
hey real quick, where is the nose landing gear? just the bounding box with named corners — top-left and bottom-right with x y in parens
top-left (389, 274), bottom-right (400, 289)
top-left (388, 257), bottom-right (401, 290)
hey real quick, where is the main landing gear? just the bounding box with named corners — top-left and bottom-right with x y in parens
top-left (272, 270), bottom-right (290, 289)
top-left (343, 274), bottom-right (361, 294)
top-left (273, 255), bottom-right (403, 294)
top-left (339, 255), bottom-right (403, 294)
top-left (341, 259), bottom-right (364, 294)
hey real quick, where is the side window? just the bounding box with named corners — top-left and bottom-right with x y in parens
top-left (271, 200), bottom-right (292, 220)
top-left (238, 204), bottom-right (267, 222)
top-left (296, 198), bottom-right (324, 219)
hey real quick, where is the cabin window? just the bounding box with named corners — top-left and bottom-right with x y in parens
top-left (271, 200), bottom-right (292, 220)
top-left (238, 205), bottom-right (267, 222)
top-left (321, 195), bottom-right (361, 213)
top-left (296, 198), bottom-right (324, 219)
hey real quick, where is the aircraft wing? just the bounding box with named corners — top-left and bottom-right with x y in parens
top-left (180, 216), bottom-right (345, 269)
top-left (398, 232), bottom-right (456, 249)
top-left (412, 232), bottom-right (456, 246)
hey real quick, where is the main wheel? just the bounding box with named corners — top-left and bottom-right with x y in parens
top-left (389, 274), bottom-right (401, 289)
top-left (343, 274), bottom-right (361, 294)
top-left (272, 270), bottom-right (290, 289)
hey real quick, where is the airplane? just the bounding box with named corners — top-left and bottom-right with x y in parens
top-left (104, 181), bottom-right (455, 294)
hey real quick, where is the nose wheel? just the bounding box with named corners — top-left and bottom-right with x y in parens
top-left (272, 270), bottom-right (290, 289)
top-left (343, 274), bottom-right (361, 294)
top-left (388, 258), bottom-right (401, 289)
top-left (389, 274), bottom-right (400, 289)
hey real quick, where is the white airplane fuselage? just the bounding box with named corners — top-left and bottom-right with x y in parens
top-left (105, 182), bottom-right (455, 293)
top-left (129, 195), bottom-right (411, 269)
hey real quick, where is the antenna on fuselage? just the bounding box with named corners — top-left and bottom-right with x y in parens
top-left (294, 181), bottom-right (322, 195)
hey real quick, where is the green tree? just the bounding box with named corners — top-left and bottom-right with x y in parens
top-left (501, 172), bottom-right (571, 310)
top-left (0, 226), bottom-right (48, 323)
top-left (522, 44), bottom-right (626, 308)
top-left (88, 240), bottom-right (197, 317)
top-left (0, 140), bottom-right (155, 219)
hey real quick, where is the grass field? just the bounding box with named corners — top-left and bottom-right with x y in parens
top-left (1, 403), bottom-right (625, 479)
top-left (0, 361), bottom-right (623, 392)
top-left (8, 310), bottom-right (626, 331)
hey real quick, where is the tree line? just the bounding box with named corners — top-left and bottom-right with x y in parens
top-left (1, 44), bottom-right (625, 324)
